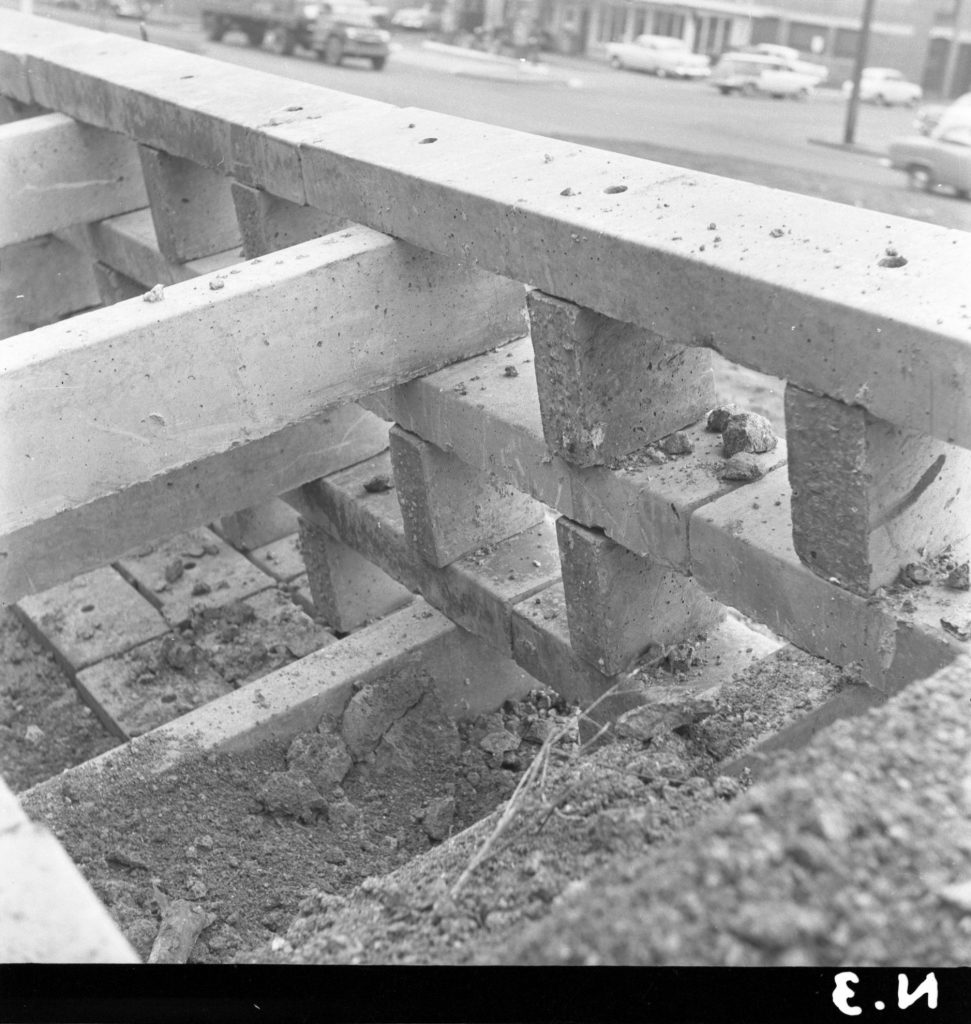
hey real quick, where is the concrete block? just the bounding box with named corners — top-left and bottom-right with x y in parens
top-left (16, 566), bottom-right (169, 672)
top-left (786, 385), bottom-right (971, 595)
top-left (218, 500), bottom-right (300, 552)
top-left (366, 335), bottom-right (787, 567)
top-left (556, 516), bottom-right (723, 675)
top-left (0, 235), bottom-right (99, 339)
top-left (298, 517), bottom-right (413, 633)
top-left (389, 424), bottom-right (545, 567)
top-left (246, 533), bottom-right (304, 582)
top-left (287, 450), bottom-right (561, 655)
top-left (527, 291), bottom-right (714, 467)
top-left (91, 260), bottom-right (145, 305)
top-left (114, 527), bottom-right (273, 626)
top-left (0, 821), bottom-right (139, 963)
top-left (137, 144), bottom-right (240, 263)
top-left (690, 467), bottom-right (970, 692)
top-left (511, 581), bottom-right (626, 706)
top-left (230, 180), bottom-right (344, 258)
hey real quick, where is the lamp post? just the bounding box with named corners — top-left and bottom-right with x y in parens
top-left (843, 0), bottom-right (878, 145)
top-left (941, 0), bottom-right (967, 100)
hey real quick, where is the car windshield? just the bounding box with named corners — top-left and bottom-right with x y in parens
top-left (334, 8), bottom-right (378, 25)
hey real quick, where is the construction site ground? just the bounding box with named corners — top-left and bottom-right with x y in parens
top-left (5, 352), bottom-right (971, 973)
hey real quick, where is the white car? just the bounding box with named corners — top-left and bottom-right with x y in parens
top-left (605, 35), bottom-right (710, 79)
top-left (710, 52), bottom-right (817, 99)
top-left (739, 43), bottom-right (828, 83)
top-left (887, 124), bottom-right (971, 199)
top-left (843, 67), bottom-right (922, 107)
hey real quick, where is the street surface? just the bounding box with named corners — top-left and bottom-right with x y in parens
top-left (8, 3), bottom-right (971, 231)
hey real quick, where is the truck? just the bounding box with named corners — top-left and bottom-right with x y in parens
top-left (200, 0), bottom-right (322, 55)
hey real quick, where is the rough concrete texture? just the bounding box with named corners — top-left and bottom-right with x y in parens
top-left (556, 517), bottom-right (722, 675)
top-left (527, 291), bottom-right (715, 467)
top-left (246, 534), bottom-right (305, 583)
top-left (341, 666), bottom-right (430, 760)
top-left (298, 517), bottom-right (413, 632)
top-left (721, 411), bottom-right (778, 458)
top-left (786, 385), bottom-right (971, 596)
top-left (217, 500), bottom-right (300, 553)
top-left (389, 425), bottom-right (545, 567)
top-left (15, 566), bottom-right (169, 673)
top-left (230, 180), bottom-right (345, 259)
top-left (524, 288), bottom-right (712, 464)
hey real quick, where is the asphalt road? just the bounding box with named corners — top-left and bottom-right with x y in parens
top-left (8, 3), bottom-right (971, 230)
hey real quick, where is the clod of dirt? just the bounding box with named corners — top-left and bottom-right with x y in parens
top-left (341, 669), bottom-right (429, 760)
top-left (721, 412), bottom-right (778, 458)
top-left (142, 284), bottom-right (165, 302)
top-left (945, 563), bottom-right (970, 591)
top-left (719, 453), bottom-right (764, 482)
top-left (706, 405), bottom-right (739, 433)
top-left (768, 227), bottom-right (785, 238)
top-left (898, 562), bottom-right (932, 587)
top-left (479, 730), bottom-right (520, 757)
top-left (503, 365), bottom-right (519, 378)
top-left (422, 796), bottom-right (456, 841)
top-left (285, 730), bottom-right (351, 794)
top-left (257, 770), bottom-right (328, 823)
top-left (614, 688), bottom-right (716, 743)
top-left (940, 618), bottom-right (971, 641)
top-left (659, 431), bottom-right (694, 456)
top-left (163, 559), bottom-right (184, 584)
top-left (363, 474), bottom-right (393, 494)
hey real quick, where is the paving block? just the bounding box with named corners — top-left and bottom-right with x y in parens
top-left (76, 635), bottom-right (234, 739)
top-left (217, 500), bottom-right (300, 552)
top-left (298, 517), bottom-right (413, 633)
top-left (114, 527), bottom-right (274, 626)
top-left (15, 566), bottom-right (169, 672)
top-left (0, 820), bottom-right (139, 963)
top-left (690, 467), bottom-right (970, 692)
top-left (556, 516), bottom-right (723, 676)
top-left (137, 144), bottom-right (240, 263)
top-left (192, 588), bottom-right (335, 685)
top-left (527, 290), bottom-right (715, 467)
top-left (389, 424), bottom-right (545, 567)
top-left (230, 180), bottom-right (344, 258)
top-left (246, 533), bottom-right (304, 582)
top-left (786, 384), bottom-right (971, 595)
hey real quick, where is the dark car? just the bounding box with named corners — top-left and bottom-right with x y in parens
top-left (311, 2), bottom-right (392, 69)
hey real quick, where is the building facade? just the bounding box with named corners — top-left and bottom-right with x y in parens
top-left (537, 0), bottom-right (971, 98)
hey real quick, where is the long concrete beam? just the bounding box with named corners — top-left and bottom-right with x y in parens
top-left (0, 226), bottom-right (525, 603)
top-left (1, 11), bottom-right (968, 449)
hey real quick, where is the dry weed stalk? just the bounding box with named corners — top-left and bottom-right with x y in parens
top-left (449, 682), bottom-right (624, 898)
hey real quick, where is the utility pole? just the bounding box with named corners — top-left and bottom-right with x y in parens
top-left (843, 0), bottom-right (878, 145)
top-left (941, 0), bottom-right (966, 100)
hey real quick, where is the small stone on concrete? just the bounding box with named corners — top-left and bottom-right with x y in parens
top-left (256, 770), bottom-right (327, 824)
top-left (659, 432), bottom-right (694, 456)
top-left (422, 796), bottom-right (456, 842)
top-left (706, 405), bottom-right (739, 433)
top-left (719, 453), bottom-right (764, 482)
top-left (722, 413), bottom-right (778, 458)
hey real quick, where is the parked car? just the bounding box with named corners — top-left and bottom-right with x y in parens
top-left (842, 67), bottom-right (922, 106)
top-left (887, 123), bottom-right (971, 198)
top-left (390, 5), bottom-right (439, 31)
top-left (738, 43), bottom-right (828, 83)
top-left (710, 52), bottom-right (817, 98)
top-left (915, 92), bottom-right (971, 136)
top-left (311, 2), bottom-right (391, 68)
top-left (605, 35), bottom-right (710, 79)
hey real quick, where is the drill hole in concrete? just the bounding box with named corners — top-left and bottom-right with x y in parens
top-left (418, 137), bottom-right (438, 145)
top-left (603, 185), bottom-right (628, 195)
top-left (183, 561), bottom-right (197, 570)
top-left (80, 604), bottom-right (95, 613)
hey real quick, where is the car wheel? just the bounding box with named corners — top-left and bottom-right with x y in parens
top-left (265, 27), bottom-right (296, 55)
top-left (877, 93), bottom-right (890, 106)
top-left (717, 86), bottom-right (731, 95)
top-left (656, 68), bottom-right (668, 79)
top-left (324, 35), bottom-right (344, 65)
top-left (906, 165), bottom-right (933, 193)
top-left (956, 188), bottom-right (970, 201)
top-left (741, 82), bottom-right (758, 97)
top-left (371, 56), bottom-right (387, 71)
top-left (609, 55), bottom-right (622, 70)
top-left (244, 24), bottom-right (264, 47)
top-left (795, 87), bottom-right (809, 101)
